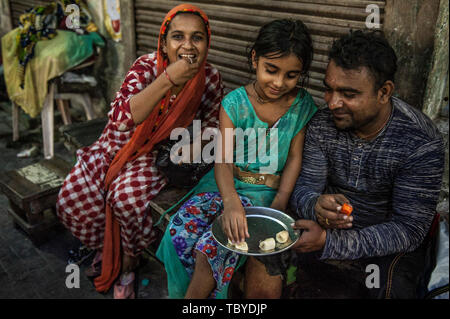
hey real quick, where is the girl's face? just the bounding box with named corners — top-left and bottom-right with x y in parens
top-left (252, 51), bottom-right (303, 100)
top-left (162, 13), bottom-right (208, 65)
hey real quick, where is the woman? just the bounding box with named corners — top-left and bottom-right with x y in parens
top-left (56, 4), bottom-right (223, 298)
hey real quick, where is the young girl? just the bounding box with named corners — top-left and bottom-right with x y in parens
top-left (157, 19), bottom-right (316, 299)
top-left (56, 4), bottom-right (223, 298)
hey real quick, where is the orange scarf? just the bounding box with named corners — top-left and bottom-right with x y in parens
top-left (94, 4), bottom-right (211, 292)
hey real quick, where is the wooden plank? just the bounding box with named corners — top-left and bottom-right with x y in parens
top-left (135, 0), bottom-right (384, 21)
top-left (149, 186), bottom-right (192, 231)
top-left (0, 156), bottom-right (71, 207)
top-left (7, 207), bottom-right (60, 245)
top-left (39, 156), bottom-right (73, 178)
top-left (0, 170), bottom-right (43, 209)
top-left (59, 117), bottom-right (108, 150)
top-left (134, 0), bottom-right (384, 105)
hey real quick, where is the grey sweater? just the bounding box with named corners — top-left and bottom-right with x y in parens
top-left (290, 97), bottom-right (445, 260)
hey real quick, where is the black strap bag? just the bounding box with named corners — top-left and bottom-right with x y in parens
top-left (155, 125), bottom-right (214, 189)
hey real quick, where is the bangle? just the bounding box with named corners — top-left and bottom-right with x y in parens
top-left (164, 69), bottom-right (177, 86)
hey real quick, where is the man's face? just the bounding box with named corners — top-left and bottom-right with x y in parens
top-left (323, 60), bottom-right (381, 132)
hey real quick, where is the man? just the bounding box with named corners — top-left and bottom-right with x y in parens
top-left (290, 29), bottom-right (445, 298)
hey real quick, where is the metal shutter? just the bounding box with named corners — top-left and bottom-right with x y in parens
top-left (8, 0), bottom-right (54, 28)
top-left (135, 0), bottom-right (386, 106)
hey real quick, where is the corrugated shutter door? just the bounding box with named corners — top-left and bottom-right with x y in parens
top-left (135, 0), bottom-right (385, 106)
top-left (9, 0), bottom-right (54, 28)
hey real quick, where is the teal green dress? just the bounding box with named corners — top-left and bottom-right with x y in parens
top-left (156, 86), bottom-right (317, 298)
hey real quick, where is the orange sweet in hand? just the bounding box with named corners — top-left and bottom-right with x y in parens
top-left (340, 203), bottom-right (353, 216)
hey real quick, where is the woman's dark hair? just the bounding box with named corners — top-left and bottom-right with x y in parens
top-left (248, 19), bottom-right (313, 87)
top-left (329, 29), bottom-right (397, 91)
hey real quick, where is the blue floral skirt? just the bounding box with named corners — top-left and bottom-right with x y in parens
top-left (169, 191), bottom-right (252, 297)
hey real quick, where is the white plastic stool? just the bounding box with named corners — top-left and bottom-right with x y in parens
top-left (12, 75), bottom-right (96, 159)
top-left (12, 59), bottom-right (97, 159)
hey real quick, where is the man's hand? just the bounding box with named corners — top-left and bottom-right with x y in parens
top-left (315, 194), bottom-right (353, 229)
top-left (291, 220), bottom-right (326, 253)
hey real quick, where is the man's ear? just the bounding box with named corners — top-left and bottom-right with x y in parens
top-left (378, 80), bottom-right (395, 104)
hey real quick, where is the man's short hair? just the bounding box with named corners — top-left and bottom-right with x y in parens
top-left (329, 30), bottom-right (397, 90)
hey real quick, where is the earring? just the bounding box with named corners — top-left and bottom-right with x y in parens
top-left (251, 50), bottom-right (258, 70)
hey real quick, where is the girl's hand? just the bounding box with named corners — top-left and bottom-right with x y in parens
top-left (165, 58), bottom-right (200, 86)
top-left (270, 196), bottom-right (287, 212)
top-left (270, 201), bottom-right (286, 212)
top-left (221, 202), bottom-right (250, 244)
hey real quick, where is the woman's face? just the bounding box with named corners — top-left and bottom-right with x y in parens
top-left (162, 13), bottom-right (208, 65)
top-left (252, 51), bottom-right (303, 100)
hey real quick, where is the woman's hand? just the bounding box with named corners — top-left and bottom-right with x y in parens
top-left (165, 58), bottom-right (201, 87)
top-left (221, 201), bottom-right (249, 244)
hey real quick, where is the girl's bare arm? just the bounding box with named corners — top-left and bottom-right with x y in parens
top-left (215, 107), bottom-right (249, 244)
top-left (270, 127), bottom-right (306, 211)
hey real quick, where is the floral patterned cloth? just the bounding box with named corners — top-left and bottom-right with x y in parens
top-left (169, 192), bottom-right (252, 297)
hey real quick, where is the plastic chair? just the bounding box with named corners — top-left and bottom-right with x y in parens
top-left (12, 59), bottom-right (97, 159)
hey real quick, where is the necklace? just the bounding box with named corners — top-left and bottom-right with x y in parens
top-left (253, 82), bottom-right (274, 104)
top-left (357, 107), bottom-right (392, 140)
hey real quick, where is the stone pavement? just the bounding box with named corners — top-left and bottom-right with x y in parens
top-left (0, 99), bottom-right (168, 299)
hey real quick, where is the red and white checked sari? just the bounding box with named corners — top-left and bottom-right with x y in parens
top-left (56, 52), bottom-right (223, 256)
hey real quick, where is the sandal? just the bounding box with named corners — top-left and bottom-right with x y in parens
top-left (68, 245), bottom-right (94, 265)
top-left (85, 251), bottom-right (102, 278)
top-left (114, 272), bottom-right (136, 299)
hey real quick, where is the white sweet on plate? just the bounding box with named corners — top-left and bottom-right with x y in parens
top-left (228, 238), bottom-right (249, 251)
top-left (276, 230), bottom-right (290, 243)
top-left (259, 237), bottom-right (276, 251)
top-left (235, 241), bottom-right (249, 251)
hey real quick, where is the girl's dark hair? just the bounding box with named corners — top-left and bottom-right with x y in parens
top-left (248, 19), bottom-right (313, 87)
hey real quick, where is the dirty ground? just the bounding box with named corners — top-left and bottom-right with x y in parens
top-left (0, 99), bottom-right (169, 299)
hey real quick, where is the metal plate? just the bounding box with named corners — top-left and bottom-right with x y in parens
top-left (211, 206), bottom-right (301, 256)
